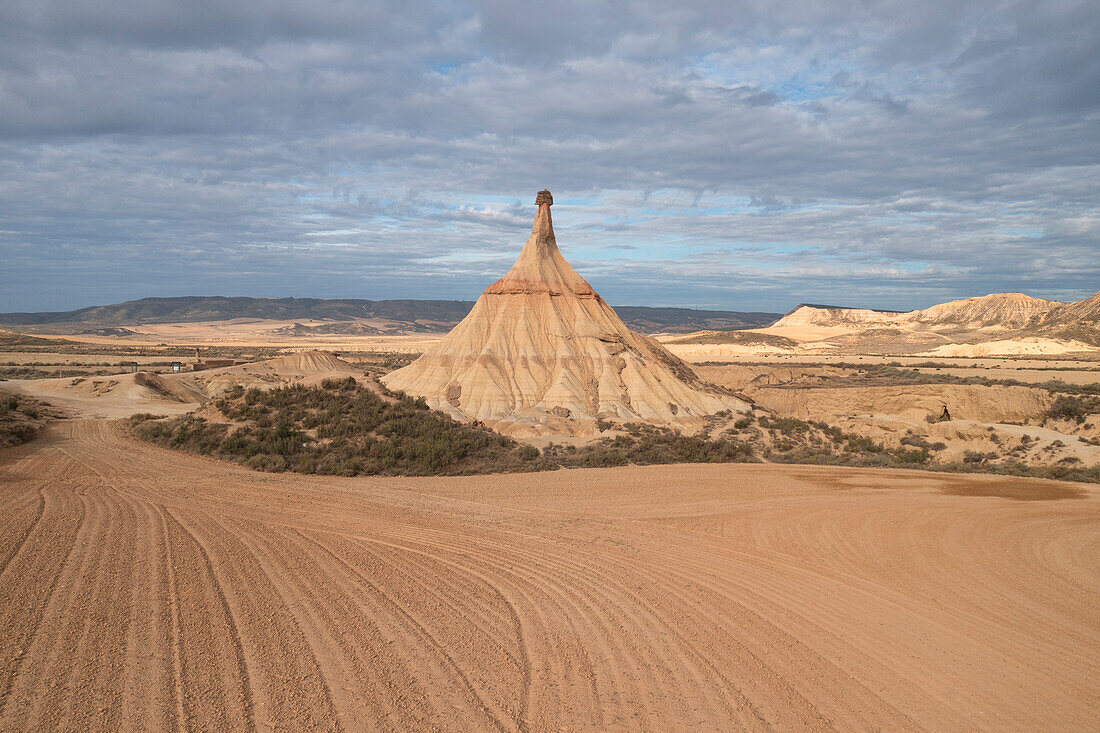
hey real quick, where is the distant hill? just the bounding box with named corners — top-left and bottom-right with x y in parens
top-left (769, 291), bottom-right (1100, 347)
top-left (1035, 291), bottom-right (1100, 345)
top-left (910, 293), bottom-right (1063, 329)
top-left (0, 297), bottom-right (472, 327)
top-left (0, 296), bottom-right (781, 335)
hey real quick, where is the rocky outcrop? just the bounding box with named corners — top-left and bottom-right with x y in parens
top-left (382, 191), bottom-right (748, 435)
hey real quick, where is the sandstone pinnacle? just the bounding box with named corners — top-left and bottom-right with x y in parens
top-left (382, 191), bottom-right (748, 436)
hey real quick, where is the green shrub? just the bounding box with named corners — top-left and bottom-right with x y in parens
top-left (759, 416), bottom-right (811, 435)
top-left (134, 381), bottom-right (764, 476)
top-left (1045, 395), bottom-right (1092, 424)
top-left (844, 434), bottom-right (882, 453)
top-left (246, 453), bottom-right (288, 472)
top-left (963, 450), bottom-right (996, 464)
top-left (894, 448), bottom-right (930, 464)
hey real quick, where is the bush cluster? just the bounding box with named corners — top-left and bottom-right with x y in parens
top-left (0, 390), bottom-right (48, 447)
top-left (546, 424), bottom-right (755, 468)
top-left (135, 378), bottom-right (527, 476)
top-left (755, 414), bottom-right (936, 466)
top-left (132, 380), bottom-right (759, 476)
top-left (1045, 394), bottom-right (1097, 424)
top-left (129, 379), bottom-right (1100, 484)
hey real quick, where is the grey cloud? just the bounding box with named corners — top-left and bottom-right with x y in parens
top-left (0, 0), bottom-right (1097, 312)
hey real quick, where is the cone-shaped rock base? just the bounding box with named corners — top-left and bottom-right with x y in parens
top-left (382, 192), bottom-right (748, 436)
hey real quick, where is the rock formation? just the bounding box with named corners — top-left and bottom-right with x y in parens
top-left (774, 291), bottom-right (1096, 333)
top-left (382, 190), bottom-right (748, 435)
top-left (763, 290), bottom-right (1100, 352)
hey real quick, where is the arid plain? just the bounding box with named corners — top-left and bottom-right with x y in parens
top-left (2, 198), bottom-right (1099, 729)
top-left (2, 416), bottom-right (1097, 731)
top-left (2, 333), bottom-right (1100, 731)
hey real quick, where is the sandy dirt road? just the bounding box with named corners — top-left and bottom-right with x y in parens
top-left (1, 421), bottom-right (1098, 731)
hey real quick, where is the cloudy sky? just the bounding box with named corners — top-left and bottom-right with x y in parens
top-left (1, 1), bottom-right (1097, 313)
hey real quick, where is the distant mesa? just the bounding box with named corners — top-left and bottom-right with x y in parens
top-left (381, 190), bottom-right (749, 435)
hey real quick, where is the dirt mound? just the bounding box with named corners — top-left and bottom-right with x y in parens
top-left (773, 293), bottom-right (1066, 332)
top-left (263, 350), bottom-right (348, 372)
top-left (133, 371), bottom-right (198, 402)
top-left (0, 350), bottom-right (363, 418)
top-left (1032, 290), bottom-right (1100, 345)
top-left (1051, 290), bottom-right (1100, 322)
top-left (773, 305), bottom-right (900, 328)
top-left (382, 191), bottom-right (747, 435)
top-left (913, 292), bottom-right (1061, 329)
top-left (181, 350), bottom-right (367, 398)
top-left (0, 372), bottom-right (204, 419)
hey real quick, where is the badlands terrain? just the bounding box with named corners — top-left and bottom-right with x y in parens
top-left (660, 290), bottom-right (1100, 359)
top-left (2, 342), bottom-right (1099, 731)
top-left (1, 196), bottom-right (1098, 728)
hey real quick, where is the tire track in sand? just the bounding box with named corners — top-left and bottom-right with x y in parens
top-left (173, 510), bottom-right (340, 731)
top-left (287, 526), bottom-right (516, 731)
top-left (162, 508), bottom-right (257, 732)
top-left (0, 475), bottom-right (86, 723)
top-left (0, 488), bottom-right (44, 578)
top-left (2, 419), bottom-right (1097, 730)
top-left (156, 506), bottom-right (187, 732)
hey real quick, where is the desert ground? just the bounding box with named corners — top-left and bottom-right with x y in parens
top-left (2, 417), bottom-right (1098, 731)
top-left (2, 302), bottom-right (1099, 730)
top-left (7, 322), bottom-right (443, 353)
top-left (9, 341), bottom-right (1099, 468)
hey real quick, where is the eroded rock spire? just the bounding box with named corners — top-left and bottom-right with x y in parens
top-left (484, 189), bottom-right (596, 297)
top-left (381, 189), bottom-right (749, 436)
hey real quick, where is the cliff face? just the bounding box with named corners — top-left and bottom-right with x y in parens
top-left (382, 191), bottom-right (748, 436)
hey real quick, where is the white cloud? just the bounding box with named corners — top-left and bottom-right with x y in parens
top-left (0, 0), bottom-right (1096, 311)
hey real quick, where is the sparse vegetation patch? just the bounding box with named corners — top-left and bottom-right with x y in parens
top-left (130, 379), bottom-right (760, 476)
top-left (127, 378), bottom-right (1100, 483)
top-left (0, 390), bottom-right (54, 447)
top-left (1044, 394), bottom-right (1098, 424)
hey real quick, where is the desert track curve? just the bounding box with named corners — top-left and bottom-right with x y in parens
top-left (1, 420), bottom-right (1098, 731)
